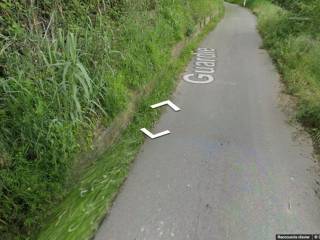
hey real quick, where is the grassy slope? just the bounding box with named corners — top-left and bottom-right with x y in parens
top-left (227, 0), bottom-right (320, 146)
top-left (36, 11), bottom-right (223, 240)
top-left (0, 0), bottom-right (223, 239)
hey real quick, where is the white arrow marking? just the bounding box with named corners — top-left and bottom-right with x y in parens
top-left (140, 128), bottom-right (170, 139)
top-left (151, 100), bottom-right (181, 112)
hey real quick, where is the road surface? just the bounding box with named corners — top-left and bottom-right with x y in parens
top-left (95, 3), bottom-right (320, 240)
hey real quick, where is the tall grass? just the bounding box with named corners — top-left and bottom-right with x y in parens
top-left (36, 14), bottom-right (224, 240)
top-left (0, 0), bottom-right (223, 238)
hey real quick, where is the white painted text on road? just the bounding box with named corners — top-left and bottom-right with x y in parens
top-left (183, 48), bottom-right (216, 84)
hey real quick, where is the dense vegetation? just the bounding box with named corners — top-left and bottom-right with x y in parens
top-left (0, 0), bottom-right (223, 239)
top-left (228, 0), bottom-right (320, 146)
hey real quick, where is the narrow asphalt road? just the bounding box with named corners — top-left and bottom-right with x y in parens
top-left (95, 3), bottom-right (320, 240)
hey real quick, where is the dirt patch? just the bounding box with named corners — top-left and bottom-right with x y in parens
top-left (277, 74), bottom-right (320, 203)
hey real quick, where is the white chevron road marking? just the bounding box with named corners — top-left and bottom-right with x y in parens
top-left (151, 100), bottom-right (181, 112)
top-left (140, 128), bottom-right (170, 139)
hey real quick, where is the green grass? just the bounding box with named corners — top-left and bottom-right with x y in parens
top-left (0, 0), bottom-right (224, 239)
top-left (226, 0), bottom-right (320, 148)
top-left (36, 14), bottom-right (223, 240)
top-left (226, 0), bottom-right (243, 4)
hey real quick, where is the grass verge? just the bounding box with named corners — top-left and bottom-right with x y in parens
top-left (36, 11), bottom-right (224, 240)
top-left (0, 1), bottom-right (223, 238)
